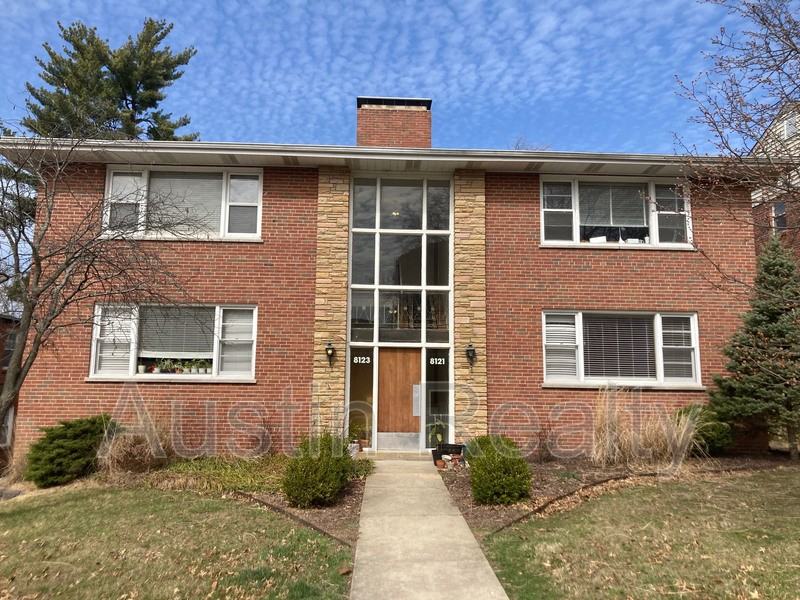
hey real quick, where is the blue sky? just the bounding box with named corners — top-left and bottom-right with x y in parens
top-left (0, 0), bottom-right (737, 153)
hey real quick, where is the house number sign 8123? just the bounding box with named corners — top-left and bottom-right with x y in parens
top-left (353, 356), bottom-right (371, 364)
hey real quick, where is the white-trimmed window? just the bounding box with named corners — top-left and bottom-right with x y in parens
top-left (91, 304), bottom-right (257, 379)
top-left (104, 167), bottom-right (262, 239)
top-left (783, 114), bottom-right (797, 140)
top-left (542, 311), bottom-right (700, 386)
top-left (540, 179), bottom-right (692, 247)
top-left (107, 172), bottom-right (146, 231)
top-left (772, 201), bottom-right (788, 232)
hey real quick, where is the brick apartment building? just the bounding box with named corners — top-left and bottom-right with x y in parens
top-left (2, 97), bottom-right (758, 457)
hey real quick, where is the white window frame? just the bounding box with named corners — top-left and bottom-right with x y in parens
top-left (539, 176), bottom-right (694, 249)
top-left (541, 310), bottom-right (702, 389)
top-left (783, 114), bottom-right (797, 140)
top-left (89, 303), bottom-right (257, 381)
top-left (104, 171), bottom-right (147, 233)
top-left (103, 166), bottom-right (263, 241)
top-left (772, 201), bottom-right (788, 232)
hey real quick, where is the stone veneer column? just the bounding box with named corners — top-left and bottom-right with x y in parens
top-left (453, 170), bottom-right (488, 441)
top-left (312, 167), bottom-right (350, 434)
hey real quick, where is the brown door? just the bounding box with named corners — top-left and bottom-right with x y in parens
top-left (378, 348), bottom-right (421, 433)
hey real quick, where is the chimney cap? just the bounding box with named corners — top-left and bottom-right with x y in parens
top-left (357, 96), bottom-right (432, 110)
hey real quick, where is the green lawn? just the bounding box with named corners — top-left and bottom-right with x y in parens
top-left (486, 467), bottom-right (800, 599)
top-left (0, 486), bottom-right (351, 599)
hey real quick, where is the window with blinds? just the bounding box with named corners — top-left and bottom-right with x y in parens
top-left (583, 314), bottom-right (656, 378)
top-left (94, 307), bottom-right (134, 374)
top-left (542, 311), bottom-right (699, 384)
top-left (579, 183), bottom-right (649, 243)
top-left (540, 179), bottom-right (692, 246)
top-left (147, 172), bottom-right (223, 232)
top-left (104, 169), bottom-right (261, 239)
top-left (92, 304), bottom-right (256, 378)
top-left (544, 314), bottom-right (578, 378)
top-left (138, 307), bottom-right (215, 358)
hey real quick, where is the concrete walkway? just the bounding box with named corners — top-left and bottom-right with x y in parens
top-left (350, 459), bottom-right (508, 599)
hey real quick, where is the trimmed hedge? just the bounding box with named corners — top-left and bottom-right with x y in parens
top-left (25, 414), bottom-right (116, 488)
top-left (282, 433), bottom-right (354, 508)
top-left (466, 435), bottom-right (531, 505)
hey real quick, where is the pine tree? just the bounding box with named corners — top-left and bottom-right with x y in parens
top-left (710, 236), bottom-right (800, 459)
top-left (22, 19), bottom-right (196, 140)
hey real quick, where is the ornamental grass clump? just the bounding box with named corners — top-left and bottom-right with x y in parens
top-left (466, 435), bottom-right (531, 505)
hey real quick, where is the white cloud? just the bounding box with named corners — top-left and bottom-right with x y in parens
top-left (0, 0), bottom-right (738, 152)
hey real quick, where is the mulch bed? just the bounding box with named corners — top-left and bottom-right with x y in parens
top-left (440, 455), bottom-right (790, 540)
top-left (246, 478), bottom-right (366, 547)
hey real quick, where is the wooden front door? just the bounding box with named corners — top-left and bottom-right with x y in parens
top-left (377, 348), bottom-right (421, 433)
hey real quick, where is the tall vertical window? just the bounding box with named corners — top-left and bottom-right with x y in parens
top-left (349, 177), bottom-right (452, 345)
top-left (542, 182), bottom-right (574, 241)
top-left (655, 185), bottom-right (689, 244)
top-left (542, 311), bottom-right (700, 385)
top-left (540, 179), bottom-right (692, 247)
top-left (773, 201), bottom-right (788, 232)
top-left (783, 113), bottom-right (797, 140)
top-left (104, 168), bottom-right (262, 239)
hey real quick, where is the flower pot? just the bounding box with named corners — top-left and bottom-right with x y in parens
top-left (153, 367), bottom-right (161, 374)
top-left (348, 442), bottom-right (360, 458)
top-left (190, 368), bottom-right (199, 374)
top-left (203, 368), bottom-right (210, 374)
top-left (137, 365), bottom-right (146, 374)
top-left (435, 459), bottom-right (446, 469)
top-left (358, 438), bottom-right (369, 451)
top-left (431, 448), bottom-right (443, 464)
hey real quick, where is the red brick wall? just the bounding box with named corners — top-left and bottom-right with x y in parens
top-left (13, 164), bottom-right (318, 457)
top-left (484, 172), bottom-right (757, 457)
top-left (356, 107), bottom-right (431, 148)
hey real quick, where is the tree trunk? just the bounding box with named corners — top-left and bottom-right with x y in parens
top-left (787, 425), bottom-right (799, 461)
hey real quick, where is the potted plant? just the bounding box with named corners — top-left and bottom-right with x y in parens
top-left (173, 360), bottom-right (184, 374)
top-left (189, 360), bottom-right (199, 375)
top-left (137, 363), bottom-right (146, 374)
top-left (349, 422), bottom-right (367, 450)
top-left (199, 360), bottom-right (211, 375)
top-left (156, 358), bottom-right (172, 374)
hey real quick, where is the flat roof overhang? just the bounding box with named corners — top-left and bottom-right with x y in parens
top-left (0, 137), bottom-right (780, 179)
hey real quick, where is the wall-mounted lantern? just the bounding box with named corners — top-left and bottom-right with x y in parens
top-left (325, 341), bottom-right (336, 366)
top-left (465, 343), bottom-right (477, 366)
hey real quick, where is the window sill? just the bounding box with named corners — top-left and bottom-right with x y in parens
top-left (539, 242), bottom-right (695, 251)
top-left (85, 376), bottom-right (257, 384)
top-left (543, 381), bottom-right (706, 391)
top-left (100, 234), bottom-right (263, 244)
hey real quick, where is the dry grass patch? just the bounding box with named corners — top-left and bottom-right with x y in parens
top-left (485, 467), bottom-right (800, 599)
top-left (0, 486), bottom-right (351, 599)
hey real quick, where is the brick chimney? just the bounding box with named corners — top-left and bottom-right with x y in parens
top-left (356, 97), bottom-right (432, 148)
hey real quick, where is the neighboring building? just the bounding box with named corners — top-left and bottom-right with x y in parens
top-left (752, 107), bottom-right (800, 253)
top-left (1, 97), bottom-right (757, 457)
